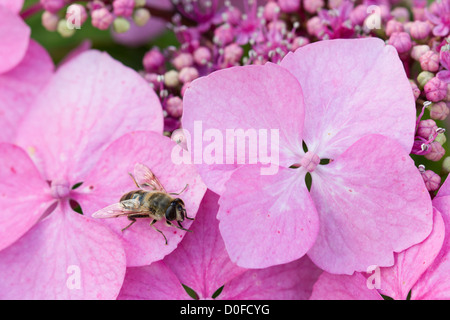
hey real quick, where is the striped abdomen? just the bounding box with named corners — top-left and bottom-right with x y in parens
top-left (120, 190), bottom-right (172, 219)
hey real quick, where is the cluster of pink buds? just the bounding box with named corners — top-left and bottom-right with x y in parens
top-left (38, 0), bottom-right (151, 36)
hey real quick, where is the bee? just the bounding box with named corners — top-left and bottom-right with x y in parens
top-left (92, 163), bottom-right (193, 245)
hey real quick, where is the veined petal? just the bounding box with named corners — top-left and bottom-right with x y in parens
top-left (0, 203), bottom-right (126, 299)
top-left (0, 5), bottom-right (29, 74)
top-left (164, 190), bottom-right (247, 299)
top-left (217, 165), bottom-right (319, 268)
top-left (182, 62), bottom-right (305, 194)
top-left (0, 40), bottom-right (54, 143)
top-left (310, 272), bottom-right (383, 300)
top-left (0, 143), bottom-right (52, 251)
top-left (16, 50), bottom-right (164, 183)
top-left (280, 38), bottom-right (416, 158)
top-left (307, 134), bottom-right (433, 274)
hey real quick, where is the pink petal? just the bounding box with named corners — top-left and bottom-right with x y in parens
top-left (0, 143), bottom-right (52, 251)
top-left (0, 0), bottom-right (24, 13)
top-left (411, 195), bottom-right (450, 299)
top-left (117, 261), bottom-right (190, 300)
top-left (164, 190), bottom-right (247, 299)
top-left (310, 272), bottom-right (383, 300)
top-left (74, 131), bottom-right (207, 267)
top-left (0, 5), bottom-right (29, 74)
top-left (0, 40), bottom-right (54, 143)
top-left (16, 50), bottom-right (164, 183)
top-left (182, 62), bottom-right (305, 194)
top-left (379, 208), bottom-right (445, 300)
top-left (280, 38), bottom-right (416, 158)
top-left (0, 203), bottom-right (126, 299)
top-left (217, 165), bottom-right (319, 268)
top-left (307, 134), bottom-right (433, 274)
top-left (220, 256), bottom-right (323, 300)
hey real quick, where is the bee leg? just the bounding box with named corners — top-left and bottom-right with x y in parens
top-left (166, 220), bottom-right (192, 233)
top-left (128, 172), bottom-right (141, 188)
top-left (121, 217), bottom-right (136, 232)
top-left (184, 209), bottom-right (194, 221)
top-left (150, 219), bottom-right (168, 245)
top-left (169, 184), bottom-right (189, 196)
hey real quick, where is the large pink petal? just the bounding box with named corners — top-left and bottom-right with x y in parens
top-left (411, 195), bottom-right (450, 299)
top-left (164, 190), bottom-right (247, 299)
top-left (0, 5), bottom-right (29, 74)
top-left (217, 165), bottom-right (319, 268)
top-left (117, 261), bottom-right (190, 300)
top-left (310, 272), bottom-right (383, 300)
top-left (0, 203), bottom-right (126, 299)
top-left (74, 131), bottom-right (207, 267)
top-left (0, 0), bottom-right (24, 13)
top-left (0, 40), bottom-right (54, 143)
top-left (16, 50), bottom-right (164, 183)
top-left (379, 208), bottom-right (445, 300)
top-left (280, 38), bottom-right (416, 158)
top-left (307, 134), bottom-right (433, 274)
top-left (0, 143), bottom-right (52, 251)
top-left (220, 256), bottom-right (323, 300)
top-left (182, 63), bottom-right (305, 194)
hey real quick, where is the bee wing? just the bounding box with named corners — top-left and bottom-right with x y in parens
top-left (134, 163), bottom-right (167, 192)
top-left (92, 199), bottom-right (141, 219)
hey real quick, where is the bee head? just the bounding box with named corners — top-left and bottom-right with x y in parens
top-left (165, 198), bottom-right (186, 222)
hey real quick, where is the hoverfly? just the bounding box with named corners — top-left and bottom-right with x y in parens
top-left (92, 163), bottom-right (193, 245)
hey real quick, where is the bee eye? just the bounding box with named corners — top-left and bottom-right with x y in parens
top-left (177, 205), bottom-right (183, 211)
top-left (165, 206), bottom-right (177, 221)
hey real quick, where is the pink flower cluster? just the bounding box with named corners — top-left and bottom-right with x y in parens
top-left (0, 0), bottom-right (449, 301)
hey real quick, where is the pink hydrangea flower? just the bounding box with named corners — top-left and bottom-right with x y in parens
top-left (118, 191), bottom-right (322, 300)
top-left (0, 50), bottom-right (189, 299)
top-left (182, 38), bottom-right (433, 274)
top-left (310, 176), bottom-right (450, 300)
top-left (0, 4), bottom-right (54, 142)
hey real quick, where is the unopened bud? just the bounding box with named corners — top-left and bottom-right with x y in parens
top-left (424, 77), bottom-right (447, 102)
top-left (442, 157), bottom-right (450, 174)
top-left (113, 17), bottom-right (131, 33)
top-left (417, 119), bottom-right (438, 139)
top-left (41, 11), bottom-right (59, 31)
top-left (429, 101), bottom-right (450, 120)
top-left (164, 70), bottom-right (180, 88)
top-left (424, 141), bottom-right (445, 161)
top-left (57, 19), bottom-right (76, 37)
top-left (421, 169), bottom-right (441, 191)
top-left (133, 8), bottom-right (151, 26)
top-left (417, 71), bottom-right (434, 89)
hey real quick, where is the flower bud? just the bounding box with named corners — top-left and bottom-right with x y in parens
top-left (421, 169), bottom-right (441, 191)
top-left (417, 71), bottom-right (434, 89)
top-left (409, 20), bottom-right (430, 39)
top-left (416, 119), bottom-right (437, 139)
top-left (435, 132), bottom-right (446, 146)
top-left (349, 5), bottom-right (367, 26)
top-left (224, 43), bottom-right (244, 65)
top-left (214, 24), bottom-right (235, 46)
top-left (391, 7), bottom-right (410, 22)
top-left (40, 0), bottom-right (65, 13)
top-left (429, 101), bottom-right (450, 120)
top-left (419, 51), bottom-right (440, 72)
top-left (134, 0), bottom-right (146, 7)
top-left (113, 17), bottom-right (130, 33)
top-left (291, 36), bottom-right (310, 51)
top-left (91, 8), bottom-right (114, 30)
top-left (164, 70), bottom-right (180, 88)
top-left (385, 20), bottom-right (404, 37)
top-left (442, 157), bottom-right (450, 174)
top-left (133, 8), bottom-right (151, 26)
top-left (278, 0), bottom-right (300, 13)
top-left (41, 11), bottom-right (59, 31)
top-left (411, 44), bottom-right (431, 61)
top-left (166, 96), bottom-right (183, 118)
top-left (143, 48), bottom-right (164, 72)
top-left (193, 47), bottom-right (212, 65)
top-left (388, 32), bottom-right (412, 54)
top-left (57, 19), bottom-right (76, 38)
top-left (410, 80), bottom-right (421, 100)
top-left (178, 67), bottom-right (199, 84)
top-left (424, 141), bottom-right (445, 161)
top-left (424, 77), bottom-right (447, 102)
top-left (66, 4), bottom-right (88, 29)
top-left (263, 1), bottom-right (281, 20)
top-left (172, 53), bottom-right (194, 71)
top-left (307, 16), bottom-right (326, 38)
top-left (303, 0), bottom-right (324, 14)
top-left (113, 0), bottom-right (135, 17)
